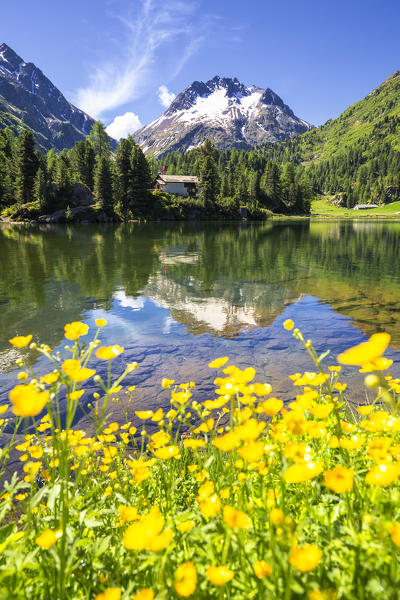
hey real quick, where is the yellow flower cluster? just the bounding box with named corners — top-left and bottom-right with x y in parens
top-left (3, 321), bottom-right (400, 599)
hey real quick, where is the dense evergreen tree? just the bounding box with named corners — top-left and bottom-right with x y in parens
top-left (199, 139), bottom-right (219, 211)
top-left (93, 155), bottom-right (114, 212)
top-left (130, 143), bottom-right (151, 215)
top-left (15, 130), bottom-right (37, 205)
top-left (54, 152), bottom-right (72, 193)
top-left (70, 140), bottom-right (95, 190)
top-left (87, 121), bottom-right (112, 157)
top-left (114, 137), bottom-right (135, 215)
top-left (33, 168), bottom-right (48, 211)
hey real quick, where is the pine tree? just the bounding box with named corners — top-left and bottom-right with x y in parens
top-left (54, 153), bottom-right (72, 193)
top-left (115, 137), bottom-right (135, 214)
top-left (88, 121), bottom-right (111, 157)
top-left (130, 143), bottom-right (151, 215)
top-left (70, 140), bottom-right (95, 189)
top-left (260, 162), bottom-right (281, 210)
top-left (281, 163), bottom-right (296, 210)
top-left (15, 130), bottom-right (38, 205)
top-left (199, 139), bottom-right (219, 212)
top-left (33, 168), bottom-right (48, 211)
top-left (46, 149), bottom-right (57, 181)
top-left (0, 150), bottom-right (12, 208)
top-left (94, 155), bottom-right (114, 212)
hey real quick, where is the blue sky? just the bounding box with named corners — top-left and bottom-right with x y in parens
top-left (1, 0), bottom-right (399, 138)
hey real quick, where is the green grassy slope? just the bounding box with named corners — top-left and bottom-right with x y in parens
top-left (265, 71), bottom-right (400, 164)
top-left (259, 71), bottom-right (400, 206)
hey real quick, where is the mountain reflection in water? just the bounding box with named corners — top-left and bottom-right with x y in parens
top-left (0, 220), bottom-right (399, 416)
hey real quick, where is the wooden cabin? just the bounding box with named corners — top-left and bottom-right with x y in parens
top-left (153, 174), bottom-right (200, 197)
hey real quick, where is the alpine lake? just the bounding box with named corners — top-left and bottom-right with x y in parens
top-left (1, 219), bottom-right (400, 430)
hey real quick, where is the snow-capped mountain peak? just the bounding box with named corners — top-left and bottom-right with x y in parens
top-left (135, 76), bottom-right (312, 156)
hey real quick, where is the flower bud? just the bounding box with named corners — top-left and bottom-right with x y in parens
top-left (127, 362), bottom-right (139, 372)
top-left (364, 374), bottom-right (380, 389)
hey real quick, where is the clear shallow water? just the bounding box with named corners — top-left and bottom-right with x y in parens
top-left (1, 220), bottom-right (400, 425)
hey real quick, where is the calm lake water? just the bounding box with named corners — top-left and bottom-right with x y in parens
top-left (1, 220), bottom-right (400, 426)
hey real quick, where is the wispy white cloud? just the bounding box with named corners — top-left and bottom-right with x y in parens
top-left (158, 85), bottom-right (175, 108)
top-left (105, 111), bottom-right (142, 139)
top-left (75, 0), bottom-right (208, 119)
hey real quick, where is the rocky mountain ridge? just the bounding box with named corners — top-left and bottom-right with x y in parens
top-left (0, 43), bottom-right (96, 151)
top-left (134, 75), bottom-right (312, 156)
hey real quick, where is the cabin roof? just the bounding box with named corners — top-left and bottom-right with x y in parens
top-left (353, 204), bottom-right (379, 209)
top-left (155, 174), bottom-right (199, 184)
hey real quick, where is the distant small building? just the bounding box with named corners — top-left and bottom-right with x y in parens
top-left (153, 174), bottom-right (200, 197)
top-left (353, 204), bottom-right (379, 210)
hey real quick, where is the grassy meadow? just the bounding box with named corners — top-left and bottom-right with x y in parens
top-left (311, 197), bottom-right (400, 217)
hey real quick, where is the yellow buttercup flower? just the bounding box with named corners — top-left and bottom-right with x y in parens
top-left (289, 544), bottom-right (322, 572)
top-left (284, 462), bottom-right (323, 483)
top-left (62, 359), bottom-right (95, 382)
top-left (95, 318), bottom-right (107, 327)
top-left (338, 332), bottom-right (390, 366)
top-left (9, 383), bottom-right (49, 417)
top-left (122, 507), bottom-right (173, 551)
top-left (154, 445), bottom-right (179, 459)
top-left (256, 397), bottom-right (283, 416)
top-left (64, 321), bottom-right (89, 341)
top-left (366, 462), bottom-right (399, 486)
top-left (253, 560), bottom-right (272, 578)
top-left (96, 345), bottom-right (124, 360)
top-left (135, 410), bottom-right (153, 420)
top-left (174, 561), bottom-right (197, 597)
top-left (223, 505), bottom-right (252, 529)
top-left (208, 356), bottom-right (229, 369)
top-left (94, 588), bottom-right (121, 600)
top-left (150, 431), bottom-right (170, 448)
top-left (357, 405), bottom-right (374, 415)
top-left (68, 390), bottom-right (84, 401)
top-left (213, 431), bottom-right (240, 451)
top-left (177, 520), bottom-right (196, 533)
top-left (183, 439), bottom-right (206, 449)
top-left (151, 408), bottom-right (164, 421)
top-left (237, 441), bottom-right (265, 462)
top-left (234, 419), bottom-right (266, 442)
top-left (309, 403), bottom-right (334, 419)
top-left (390, 524), bottom-right (400, 546)
top-left (249, 383), bottom-right (272, 396)
top-left (200, 494), bottom-right (221, 518)
top-left (40, 372), bottom-right (59, 385)
top-left (324, 467), bottom-right (354, 493)
top-left (270, 508), bottom-right (284, 525)
top-left (132, 590), bottom-right (154, 600)
top-left (206, 566), bottom-right (234, 586)
top-left (162, 378), bottom-right (175, 388)
top-left (283, 319), bottom-right (294, 331)
top-left (118, 505), bottom-right (139, 522)
top-left (35, 529), bottom-right (62, 549)
top-left (9, 334), bottom-right (32, 348)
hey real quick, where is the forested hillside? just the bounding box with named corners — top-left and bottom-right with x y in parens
top-left (164, 72), bottom-right (400, 208)
top-left (0, 125), bottom-right (312, 222)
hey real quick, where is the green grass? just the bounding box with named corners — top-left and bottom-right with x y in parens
top-left (311, 197), bottom-right (400, 217)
